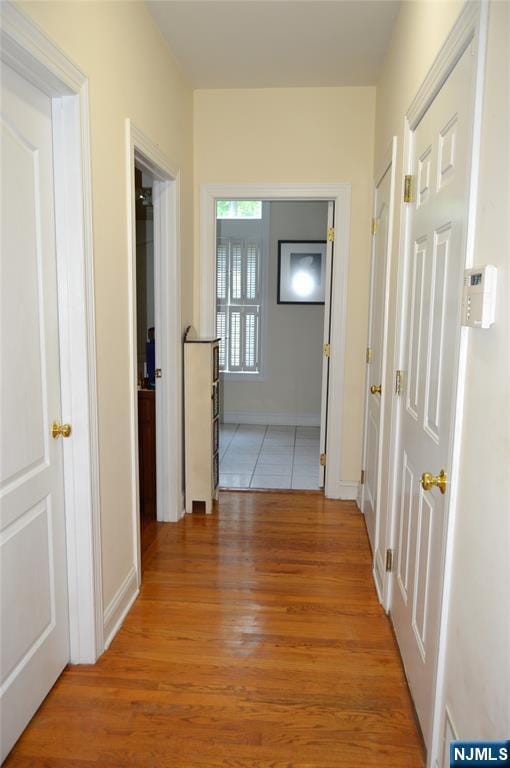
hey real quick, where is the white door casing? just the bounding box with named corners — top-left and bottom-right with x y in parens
top-left (0, 63), bottom-right (70, 762)
top-left (200, 183), bottom-right (352, 500)
top-left (361, 148), bottom-right (395, 561)
top-left (319, 201), bottom-right (335, 487)
top-left (390, 42), bottom-right (476, 749)
top-left (125, 120), bottom-right (183, 601)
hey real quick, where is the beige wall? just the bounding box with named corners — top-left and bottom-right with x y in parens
top-left (375, 0), bottom-right (509, 753)
top-left (223, 201), bottom-right (327, 422)
top-left (194, 87), bottom-right (376, 481)
top-left (21, 1), bottom-right (194, 614)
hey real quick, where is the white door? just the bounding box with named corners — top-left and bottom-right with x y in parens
top-left (1, 64), bottom-right (70, 761)
top-left (390, 43), bottom-right (475, 748)
top-left (362, 164), bottom-right (392, 552)
top-left (319, 201), bottom-right (334, 487)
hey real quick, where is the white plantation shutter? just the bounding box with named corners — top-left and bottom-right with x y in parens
top-left (230, 241), bottom-right (242, 301)
top-left (229, 310), bottom-right (241, 369)
top-left (216, 241), bottom-right (228, 301)
top-left (216, 309), bottom-right (226, 368)
top-left (245, 242), bottom-right (259, 301)
top-left (243, 309), bottom-right (259, 370)
top-left (216, 236), bottom-right (262, 374)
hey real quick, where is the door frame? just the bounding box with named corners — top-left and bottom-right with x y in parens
top-left (384, 3), bottom-right (488, 763)
top-left (125, 121), bottom-right (183, 584)
top-left (359, 136), bottom-right (397, 599)
top-left (199, 183), bottom-right (352, 500)
top-left (0, 3), bottom-right (103, 662)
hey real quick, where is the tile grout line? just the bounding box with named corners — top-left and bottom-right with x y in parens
top-left (250, 424), bottom-right (269, 488)
top-left (219, 422), bottom-right (238, 467)
top-left (253, 425), bottom-right (295, 490)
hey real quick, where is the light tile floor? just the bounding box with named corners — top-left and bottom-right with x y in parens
top-left (219, 424), bottom-right (321, 490)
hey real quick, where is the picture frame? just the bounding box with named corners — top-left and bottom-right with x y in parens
top-left (277, 240), bottom-right (327, 304)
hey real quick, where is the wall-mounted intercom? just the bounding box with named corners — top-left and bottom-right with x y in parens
top-left (461, 265), bottom-right (497, 329)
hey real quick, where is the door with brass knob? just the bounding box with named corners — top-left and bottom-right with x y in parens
top-left (421, 469), bottom-right (447, 494)
top-left (360, 148), bottom-right (394, 557)
top-left (2, 64), bottom-right (72, 762)
top-left (389, 43), bottom-right (474, 750)
top-left (51, 421), bottom-right (72, 439)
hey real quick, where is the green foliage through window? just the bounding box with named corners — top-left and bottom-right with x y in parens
top-left (216, 200), bottom-right (262, 219)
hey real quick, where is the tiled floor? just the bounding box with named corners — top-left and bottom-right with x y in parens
top-left (219, 424), bottom-right (321, 490)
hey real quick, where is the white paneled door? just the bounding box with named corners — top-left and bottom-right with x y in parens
top-left (363, 165), bottom-right (392, 552)
top-left (1, 64), bottom-right (70, 760)
top-left (391, 43), bottom-right (474, 747)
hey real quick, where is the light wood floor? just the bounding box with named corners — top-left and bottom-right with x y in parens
top-left (6, 492), bottom-right (424, 767)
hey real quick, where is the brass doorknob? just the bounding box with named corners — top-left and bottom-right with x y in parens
top-left (370, 384), bottom-right (382, 395)
top-left (421, 469), bottom-right (447, 495)
top-left (51, 421), bottom-right (72, 439)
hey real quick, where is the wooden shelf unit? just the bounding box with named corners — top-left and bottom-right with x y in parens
top-left (184, 328), bottom-right (220, 514)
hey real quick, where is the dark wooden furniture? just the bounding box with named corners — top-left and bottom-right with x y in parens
top-left (138, 388), bottom-right (156, 523)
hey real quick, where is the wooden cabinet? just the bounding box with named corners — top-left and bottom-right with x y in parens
top-left (184, 328), bottom-right (220, 514)
top-left (138, 388), bottom-right (156, 521)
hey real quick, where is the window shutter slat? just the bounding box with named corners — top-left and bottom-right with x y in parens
top-left (216, 241), bottom-right (228, 302)
top-left (216, 310), bottom-right (227, 368)
top-left (244, 309), bottom-right (259, 370)
top-left (229, 309), bottom-right (241, 369)
top-left (231, 242), bottom-right (242, 301)
top-left (245, 242), bottom-right (259, 301)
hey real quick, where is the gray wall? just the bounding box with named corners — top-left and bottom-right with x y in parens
top-left (222, 200), bottom-right (328, 423)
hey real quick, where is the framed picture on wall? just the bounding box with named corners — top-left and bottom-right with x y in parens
top-left (277, 240), bottom-right (327, 304)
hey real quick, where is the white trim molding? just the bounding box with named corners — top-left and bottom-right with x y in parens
top-left (102, 566), bottom-right (138, 650)
top-left (200, 182), bottom-right (351, 500)
top-left (0, 1), bottom-right (103, 663)
top-left (125, 120), bottom-right (184, 591)
top-left (327, 481), bottom-right (359, 502)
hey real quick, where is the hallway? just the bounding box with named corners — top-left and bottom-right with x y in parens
top-left (6, 493), bottom-right (424, 767)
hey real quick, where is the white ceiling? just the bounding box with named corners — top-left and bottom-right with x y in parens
top-left (147, 1), bottom-right (400, 89)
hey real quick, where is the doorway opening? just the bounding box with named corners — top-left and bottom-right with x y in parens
top-left (216, 199), bottom-right (333, 491)
top-left (134, 165), bottom-right (159, 565)
top-left (127, 120), bottom-right (183, 590)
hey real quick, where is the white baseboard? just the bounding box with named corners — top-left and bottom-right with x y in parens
top-left (373, 552), bottom-right (385, 603)
top-left (102, 565), bottom-right (138, 650)
top-left (223, 411), bottom-right (320, 427)
top-left (326, 480), bottom-right (360, 501)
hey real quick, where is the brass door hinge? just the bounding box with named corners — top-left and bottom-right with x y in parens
top-left (320, 453), bottom-right (327, 467)
top-left (327, 227), bottom-right (335, 242)
top-left (403, 175), bottom-right (414, 203)
top-left (360, 469), bottom-right (365, 485)
top-left (366, 347), bottom-right (372, 364)
top-left (323, 343), bottom-right (331, 358)
top-left (395, 369), bottom-right (403, 396)
top-left (385, 549), bottom-right (394, 572)
top-left (371, 217), bottom-right (378, 235)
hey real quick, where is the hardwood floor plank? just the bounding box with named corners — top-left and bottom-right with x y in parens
top-left (5, 492), bottom-right (424, 767)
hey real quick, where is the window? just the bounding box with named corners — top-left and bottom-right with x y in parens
top-left (216, 200), bottom-right (262, 219)
top-left (216, 237), bottom-right (262, 375)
